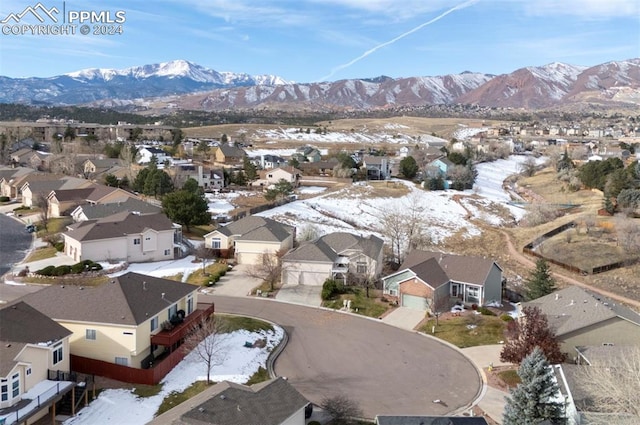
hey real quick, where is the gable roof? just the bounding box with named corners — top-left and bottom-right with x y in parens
top-left (376, 416), bottom-right (489, 425)
top-left (283, 232), bottom-right (384, 263)
top-left (150, 377), bottom-right (308, 425)
top-left (64, 211), bottom-right (175, 242)
top-left (363, 155), bottom-right (388, 165)
top-left (0, 166), bottom-right (33, 183)
top-left (0, 302), bottom-right (72, 376)
top-left (405, 257), bottom-right (451, 289)
top-left (49, 187), bottom-right (96, 202)
top-left (73, 198), bottom-right (162, 220)
top-left (525, 286), bottom-right (640, 337)
top-left (400, 250), bottom-right (499, 286)
top-left (209, 216), bottom-right (293, 239)
top-left (84, 158), bottom-right (123, 170)
top-left (282, 238), bottom-right (337, 263)
top-left (218, 144), bottom-right (246, 158)
top-left (140, 147), bottom-right (167, 155)
top-left (21, 272), bottom-right (196, 326)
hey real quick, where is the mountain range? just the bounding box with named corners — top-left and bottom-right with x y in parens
top-left (1, 58), bottom-right (638, 111)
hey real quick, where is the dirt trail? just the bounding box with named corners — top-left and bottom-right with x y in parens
top-left (498, 229), bottom-right (640, 309)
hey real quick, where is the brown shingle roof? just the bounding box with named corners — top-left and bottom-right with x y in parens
top-left (401, 250), bottom-right (499, 286)
top-left (50, 187), bottom-right (96, 202)
top-left (64, 211), bottom-right (174, 241)
top-left (0, 302), bottom-right (72, 375)
top-left (21, 272), bottom-right (197, 326)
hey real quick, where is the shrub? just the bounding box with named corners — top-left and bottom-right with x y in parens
top-left (36, 265), bottom-right (56, 276)
top-left (322, 278), bottom-right (339, 300)
top-left (219, 269), bottom-right (226, 277)
top-left (53, 265), bottom-right (72, 276)
top-left (0, 196), bottom-right (9, 202)
top-left (89, 262), bottom-right (102, 271)
top-left (500, 314), bottom-right (514, 322)
top-left (71, 262), bottom-right (86, 274)
top-left (54, 242), bottom-right (65, 252)
top-left (478, 306), bottom-right (496, 316)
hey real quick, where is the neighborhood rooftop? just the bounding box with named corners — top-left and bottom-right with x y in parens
top-left (64, 211), bottom-right (175, 242)
top-left (401, 250), bottom-right (500, 286)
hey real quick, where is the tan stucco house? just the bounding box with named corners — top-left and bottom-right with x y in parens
top-left (382, 250), bottom-right (503, 312)
top-left (21, 176), bottom-right (91, 207)
top-left (204, 216), bottom-right (295, 265)
top-left (523, 286), bottom-right (640, 357)
top-left (214, 144), bottom-right (246, 165)
top-left (0, 302), bottom-right (74, 424)
top-left (47, 185), bottom-right (140, 217)
top-left (21, 273), bottom-right (213, 384)
top-left (282, 232), bottom-right (384, 286)
top-left (254, 166), bottom-right (302, 188)
top-left (62, 211), bottom-right (179, 262)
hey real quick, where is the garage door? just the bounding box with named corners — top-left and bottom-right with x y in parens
top-left (236, 252), bottom-right (263, 265)
top-left (299, 271), bottom-right (326, 286)
top-left (402, 294), bottom-right (428, 311)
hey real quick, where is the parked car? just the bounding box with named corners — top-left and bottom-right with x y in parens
top-left (25, 224), bottom-right (36, 233)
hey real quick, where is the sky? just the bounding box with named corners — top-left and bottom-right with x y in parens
top-left (0, 0), bottom-right (638, 82)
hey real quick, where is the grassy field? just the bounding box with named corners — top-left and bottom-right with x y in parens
top-left (186, 262), bottom-right (229, 286)
top-left (216, 315), bottom-right (274, 333)
top-left (24, 246), bottom-right (57, 262)
top-left (419, 315), bottom-right (507, 348)
top-left (323, 288), bottom-right (391, 318)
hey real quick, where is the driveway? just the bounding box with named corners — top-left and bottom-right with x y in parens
top-left (205, 295), bottom-right (482, 419)
top-left (199, 264), bottom-right (261, 297)
top-left (275, 284), bottom-right (322, 306)
top-left (381, 307), bottom-right (427, 330)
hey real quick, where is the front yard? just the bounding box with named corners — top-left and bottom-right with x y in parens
top-left (323, 288), bottom-right (391, 318)
top-left (419, 313), bottom-right (508, 348)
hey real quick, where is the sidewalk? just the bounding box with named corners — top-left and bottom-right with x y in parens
top-left (461, 344), bottom-right (513, 424)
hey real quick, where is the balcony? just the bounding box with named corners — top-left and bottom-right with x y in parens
top-left (150, 302), bottom-right (215, 347)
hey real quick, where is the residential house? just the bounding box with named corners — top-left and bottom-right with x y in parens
top-left (362, 155), bottom-right (391, 180)
top-left (81, 158), bottom-right (125, 180)
top-left (292, 146), bottom-right (321, 163)
top-left (21, 176), bottom-right (92, 207)
top-left (375, 416), bottom-right (489, 425)
top-left (0, 302), bottom-right (74, 425)
top-left (137, 147), bottom-right (171, 165)
top-left (46, 184), bottom-right (139, 217)
top-left (204, 216), bottom-right (295, 265)
top-left (522, 286), bottom-right (640, 356)
top-left (70, 197), bottom-right (162, 222)
top-left (62, 211), bottom-right (180, 262)
top-left (427, 157), bottom-right (454, 178)
top-left (256, 154), bottom-right (288, 169)
top-left (282, 232), bottom-right (384, 286)
top-left (254, 166), bottom-right (302, 188)
top-left (298, 158), bottom-right (339, 176)
top-left (214, 144), bottom-right (246, 165)
top-left (382, 250), bottom-right (503, 311)
top-left (21, 272), bottom-right (214, 385)
top-left (9, 148), bottom-right (35, 166)
top-left (148, 377), bottom-right (309, 425)
top-left (0, 167), bottom-right (34, 199)
top-left (171, 164), bottom-right (225, 190)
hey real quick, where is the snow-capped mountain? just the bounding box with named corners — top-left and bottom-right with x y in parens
top-left (0, 60), bottom-right (289, 104)
top-left (0, 59), bottom-right (638, 109)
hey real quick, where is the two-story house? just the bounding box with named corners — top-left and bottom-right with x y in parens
top-left (362, 155), bottom-right (391, 180)
top-left (21, 273), bottom-right (214, 385)
top-left (281, 232), bottom-right (384, 286)
top-left (62, 211), bottom-right (180, 262)
top-left (254, 167), bottom-right (302, 188)
top-left (214, 144), bottom-right (246, 165)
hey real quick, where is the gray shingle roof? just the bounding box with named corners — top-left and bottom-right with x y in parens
top-left (219, 144), bottom-right (246, 158)
top-left (50, 187), bottom-right (96, 202)
top-left (408, 257), bottom-right (451, 289)
top-left (282, 238), bottom-right (336, 263)
top-left (525, 286), bottom-right (640, 337)
top-left (213, 216), bottom-right (293, 239)
top-left (1, 302), bottom-right (72, 375)
top-left (64, 211), bottom-right (174, 241)
top-left (282, 232), bottom-right (384, 263)
top-left (21, 272), bottom-right (197, 326)
top-left (401, 250), bottom-right (499, 286)
top-left (376, 417), bottom-right (489, 425)
top-left (177, 378), bottom-right (308, 425)
top-left (74, 198), bottom-right (161, 220)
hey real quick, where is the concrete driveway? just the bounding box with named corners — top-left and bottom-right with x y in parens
top-left (199, 264), bottom-right (261, 297)
top-left (381, 307), bottom-right (427, 330)
top-left (206, 295), bottom-right (482, 419)
top-left (275, 284), bottom-right (322, 306)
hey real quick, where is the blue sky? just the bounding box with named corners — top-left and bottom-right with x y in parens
top-left (0, 0), bottom-right (639, 82)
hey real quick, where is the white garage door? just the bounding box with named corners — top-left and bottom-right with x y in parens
top-left (402, 294), bottom-right (428, 311)
top-left (236, 252), bottom-right (262, 265)
top-left (299, 271), bottom-right (326, 286)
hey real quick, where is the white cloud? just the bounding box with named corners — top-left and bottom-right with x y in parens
top-left (520, 0), bottom-right (640, 18)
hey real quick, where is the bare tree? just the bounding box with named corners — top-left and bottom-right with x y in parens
top-left (34, 193), bottom-right (50, 232)
top-left (321, 393), bottom-right (363, 424)
top-left (583, 215), bottom-right (597, 235)
top-left (298, 223), bottom-right (321, 242)
top-left (245, 249), bottom-right (288, 291)
top-left (379, 203), bottom-right (405, 265)
top-left (615, 214), bottom-right (640, 252)
top-left (519, 156), bottom-right (539, 177)
top-left (182, 315), bottom-right (230, 384)
top-left (573, 346), bottom-right (640, 424)
top-left (379, 195), bottom-right (431, 265)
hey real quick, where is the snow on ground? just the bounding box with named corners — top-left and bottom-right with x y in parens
top-left (254, 127), bottom-right (419, 145)
top-left (297, 186), bottom-right (327, 195)
top-left (108, 256), bottom-right (202, 278)
top-left (452, 125), bottom-right (489, 140)
top-left (65, 327), bottom-right (284, 425)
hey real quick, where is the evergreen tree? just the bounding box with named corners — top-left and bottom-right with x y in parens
top-left (427, 175), bottom-right (445, 191)
top-left (503, 347), bottom-right (565, 425)
top-left (133, 168), bottom-right (150, 193)
top-left (556, 149), bottom-right (574, 172)
top-left (243, 156), bottom-right (258, 181)
top-left (162, 190), bottom-right (211, 231)
top-left (182, 177), bottom-right (200, 193)
top-left (399, 156), bottom-right (419, 179)
top-left (526, 259), bottom-right (556, 300)
top-left (104, 174), bottom-right (119, 188)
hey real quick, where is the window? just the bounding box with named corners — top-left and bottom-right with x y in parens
top-left (164, 249), bottom-right (171, 256)
top-left (150, 316), bottom-right (159, 332)
top-left (168, 304), bottom-right (177, 320)
top-left (388, 289), bottom-right (397, 296)
top-left (145, 236), bottom-right (151, 241)
top-left (52, 343), bottom-right (63, 365)
top-left (467, 286), bottom-right (480, 303)
top-left (133, 238), bottom-right (141, 245)
top-left (85, 329), bottom-right (96, 340)
top-left (11, 374), bottom-right (19, 398)
top-left (211, 238), bottom-right (221, 249)
top-left (1, 380), bottom-right (7, 402)
top-left (187, 295), bottom-right (194, 314)
top-left (356, 262), bottom-right (367, 274)
top-left (115, 357), bottom-right (128, 366)
top-left (26, 368), bottom-right (31, 376)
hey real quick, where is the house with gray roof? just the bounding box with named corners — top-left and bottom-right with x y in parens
top-left (362, 155), bottom-right (392, 180)
top-left (62, 211), bottom-right (180, 263)
top-left (204, 216), bottom-right (295, 265)
top-left (46, 184), bottom-right (140, 217)
top-left (70, 197), bottom-right (162, 222)
top-left (0, 166), bottom-right (34, 199)
top-left (282, 232), bottom-right (384, 286)
top-left (522, 285), bottom-right (640, 356)
top-left (214, 144), bottom-right (246, 165)
top-left (0, 302), bottom-right (74, 424)
top-left (20, 175), bottom-right (92, 207)
top-left (148, 377), bottom-right (309, 425)
top-left (375, 416), bottom-right (489, 425)
top-left (382, 250), bottom-right (502, 312)
top-left (21, 272), bottom-right (213, 384)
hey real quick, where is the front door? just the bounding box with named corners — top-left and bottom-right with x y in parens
top-left (451, 283), bottom-right (459, 298)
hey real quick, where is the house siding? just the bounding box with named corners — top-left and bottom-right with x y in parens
top-left (559, 318), bottom-right (640, 358)
top-left (60, 321), bottom-right (139, 367)
top-left (483, 264), bottom-right (503, 305)
top-left (235, 235), bottom-right (293, 265)
top-left (204, 231), bottom-right (231, 250)
top-left (400, 278), bottom-right (433, 298)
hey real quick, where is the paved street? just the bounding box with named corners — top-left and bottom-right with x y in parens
top-left (0, 213), bottom-right (33, 277)
top-left (275, 283), bottom-right (322, 306)
top-left (206, 295), bottom-right (482, 419)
